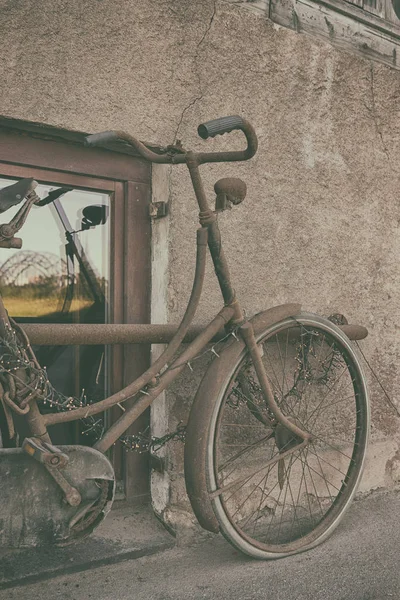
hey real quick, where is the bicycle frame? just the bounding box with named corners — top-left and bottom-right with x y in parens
top-left (0, 117), bottom-right (309, 455)
top-left (0, 117), bottom-right (372, 557)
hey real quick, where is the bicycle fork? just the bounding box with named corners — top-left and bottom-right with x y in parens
top-left (186, 155), bottom-right (311, 458)
top-left (239, 322), bottom-right (311, 444)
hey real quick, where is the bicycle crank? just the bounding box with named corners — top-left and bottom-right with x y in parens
top-left (0, 445), bottom-right (115, 548)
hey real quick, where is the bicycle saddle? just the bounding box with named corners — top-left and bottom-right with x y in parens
top-left (0, 178), bottom-right (37, 214)
top-left (214, 177), bottom-right (247, 211)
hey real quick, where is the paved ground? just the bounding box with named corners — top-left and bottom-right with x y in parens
top-left (0, 504), bottom-right (173, 588)
top-left (2, 489), bottom-right (400, 600)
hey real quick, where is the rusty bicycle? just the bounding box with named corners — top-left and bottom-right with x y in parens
top-left (0, 116), bottom-right (370, 559)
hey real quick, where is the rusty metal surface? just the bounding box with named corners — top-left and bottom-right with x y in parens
top-left (340, 324), bottom-right (368, 340)
top-left (21, 323), bottom-right (226, 345)
top-left (184, 303), bottom-right (302, 534)
top-left (214, 177), bottom-right (247, 211)
top-left (86, 117), bottom-right (258, 166)
top-left (240, 321), bottom-right (311, 442)
top-left (0, 184), bottom-right (40, 244)
top-left (20, 321), bottom-right (367, 346)
top-left (0, 177), bottom-right (36, 213)
top-left (183, 306), bottom-right (367, 535)
top-left (43, 227), bottom-right (209, 427)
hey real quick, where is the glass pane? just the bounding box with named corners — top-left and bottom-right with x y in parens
top-left (0, 178), bottom-right (111, 445)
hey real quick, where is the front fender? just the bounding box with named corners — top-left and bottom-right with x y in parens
top-left (184, 303), bottom-right (301, 533)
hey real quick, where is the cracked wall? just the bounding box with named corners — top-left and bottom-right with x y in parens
top-left (0, 0), bottom-right (400, 526)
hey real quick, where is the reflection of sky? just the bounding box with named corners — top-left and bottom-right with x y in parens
top-left (0, 178), bottom-right (110, 283)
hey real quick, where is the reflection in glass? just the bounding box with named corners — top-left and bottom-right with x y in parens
top-left (0, 178), bottom-right (111, 445)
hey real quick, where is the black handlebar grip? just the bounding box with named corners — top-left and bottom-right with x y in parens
top-left (197, 116), bottom-right (245, 140)
top-left (85, 131), bottom-right (119, 147)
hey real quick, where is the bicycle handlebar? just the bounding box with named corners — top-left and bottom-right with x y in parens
top-left (84, 116), bottom-right (258, 165)
top-left (198, 116), bottom-right (249, 140)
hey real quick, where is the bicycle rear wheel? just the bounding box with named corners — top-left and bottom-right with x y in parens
top-left (206, 313), bottom-right (369, 559)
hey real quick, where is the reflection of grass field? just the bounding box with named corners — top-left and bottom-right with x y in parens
top-left (4, 298), bottom-right (93, 317)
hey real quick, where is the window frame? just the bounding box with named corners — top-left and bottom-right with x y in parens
top-left (0, 119), bottom-right (152, 503)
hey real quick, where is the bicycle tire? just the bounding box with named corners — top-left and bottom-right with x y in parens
top-left (205, 313), bottom-right (370, 559)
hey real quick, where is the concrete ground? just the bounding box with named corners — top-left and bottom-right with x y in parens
top-left (2, 489), bottom-right (400, 600)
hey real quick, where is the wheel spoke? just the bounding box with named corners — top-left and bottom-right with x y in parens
top-left (209, 317), bottom-right (368, 557)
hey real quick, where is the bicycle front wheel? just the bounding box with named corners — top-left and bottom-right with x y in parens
top-left (206, 313), bottom-right (369, 559)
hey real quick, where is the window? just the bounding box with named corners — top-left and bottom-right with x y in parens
top-left (0, 118), bottom-right (152, 502)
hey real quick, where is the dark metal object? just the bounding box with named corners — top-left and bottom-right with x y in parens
top-left (197, 116), bottom-right (247, 139)
top-left (81, 204), bottom-right (109, 229)
top-left (184, 152), bottom-right (244, 315)
top-left (85, 115), bottom-right (258, 165)
top-left (0, 446), bottom-right (115, 548)
top-left (149, 201), bottom-right (168, 219)
top-left (52, 198), bottom-right (105, 306)
top-left (120, 423), bottom-right (186, 454)
top-left (149, 454), bottom-right (165, 473)
top-left (35, 186), bottom-right (73, 207)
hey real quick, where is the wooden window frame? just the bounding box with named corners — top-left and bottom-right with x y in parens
top-left (0, 118), bottom-right (152, 503)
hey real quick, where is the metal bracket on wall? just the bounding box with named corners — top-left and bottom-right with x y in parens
top-left (149, 453), bottom-right (165, 473)
top-left (149, 201), bottom-right (168, 219)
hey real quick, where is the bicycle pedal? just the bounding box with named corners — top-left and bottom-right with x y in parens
top-left (22, 437), bottom-right (69, 468)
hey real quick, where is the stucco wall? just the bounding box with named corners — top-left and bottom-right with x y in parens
top-left (1, 0), bottom-right (400, 529)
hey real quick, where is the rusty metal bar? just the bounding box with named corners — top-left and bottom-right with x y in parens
top-left (43, 227), bottom-right (211, 425)
top-left (94, 308), bottom-right (234, 451)
top-left (21, 321), bottom-right (368, 346)
top-left (85, 117), bottom-right (258, 166)
top-left (240, 322), bottom-right (310, 442)
top-left (45, 305), bottom-right (235, 429)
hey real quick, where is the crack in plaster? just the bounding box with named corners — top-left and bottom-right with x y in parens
top-left (174, 0), bottom-right (217, 142)
top-left (365, 63), bottom-right (390, 162)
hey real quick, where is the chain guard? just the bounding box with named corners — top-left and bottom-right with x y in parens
top-left (0, 445), bottom-right (115, 548)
